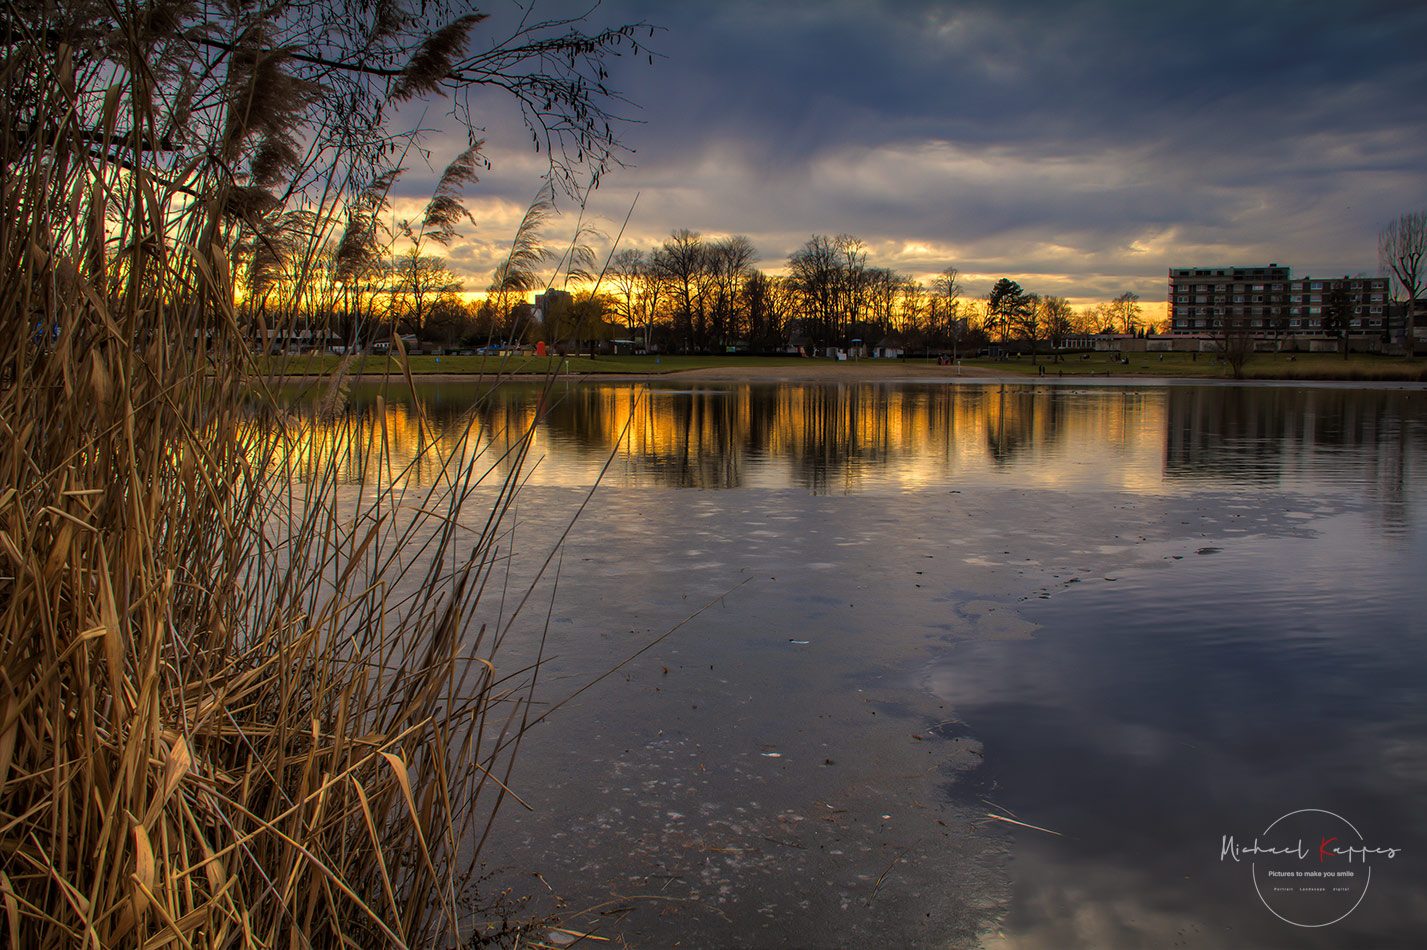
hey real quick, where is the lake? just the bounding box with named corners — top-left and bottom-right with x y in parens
top-left (297, 378), bottom-right (1427, 948)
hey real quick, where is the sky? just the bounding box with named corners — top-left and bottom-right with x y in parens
top-left (389, 0), bottom-right (1427, 316)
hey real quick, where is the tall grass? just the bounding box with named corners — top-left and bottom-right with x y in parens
top-left (0, 10), bottom-right (581, 949)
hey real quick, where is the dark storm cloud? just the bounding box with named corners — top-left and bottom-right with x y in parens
top-left (435, 0), bottom-right (1427, 300)
top-left (616, 0), bottom-right (1427, 157)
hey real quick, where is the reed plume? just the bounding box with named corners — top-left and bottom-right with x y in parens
top-left (0, 2), bottom-right (624, 946)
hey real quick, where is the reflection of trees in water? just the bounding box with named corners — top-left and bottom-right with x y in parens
top-left (1164, 387), bottom-right (1425, 530)
top-left (516, 385), bottom-right (749, 490)
top-left (791, 385), bottom-right (859, 494)
top-left (983, 387), bottom-right (1072, 468)
top-left (312, 383), bottom-right (1134, 491)
top-left (279, 383), bottom-right (1424, 516)
top-left (1164, 387), bottom-right (1288, 485)
top-left (637, 390), bottom-right (745, 490)
top-left (262, 381), bottom-right (548, 486)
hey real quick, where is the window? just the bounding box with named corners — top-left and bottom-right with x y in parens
top-left (1291, 295), bottom-right (1302, 303)
top-left (1252, 284), bottom-right (1265, 291)
top-left (1309, 306), bottom-right (1321, 314)
top-left (1311, 282), bottom-right (1322, 290)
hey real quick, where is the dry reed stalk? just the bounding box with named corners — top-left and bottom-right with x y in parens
top-left (0, 7), bottom-right (607, 948)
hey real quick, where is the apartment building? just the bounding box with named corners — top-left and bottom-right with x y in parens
top-left (1168, 265), bottom-right (1391, 339)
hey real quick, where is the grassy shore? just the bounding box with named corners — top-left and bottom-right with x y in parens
top-left (962, 350), bottom-right (1427, 381)
top-left (266, 350), bottom-right (1427, 382)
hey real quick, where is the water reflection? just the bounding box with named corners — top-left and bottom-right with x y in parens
top-left (256, 377), bottom-right (1427, 947)
top-left (274, 382), bottom-right (1426, 510)
top-left (1162, 386), bottom-right (1423, 533)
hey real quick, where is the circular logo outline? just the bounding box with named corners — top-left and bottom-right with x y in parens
top-left (1251, 808), bottom-right (1370, 928)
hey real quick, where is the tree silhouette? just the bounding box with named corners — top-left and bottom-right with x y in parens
top-left (987, 278), bottom-right (1028, 349)
top-left (1380, 211), bottom-right (1426, 358)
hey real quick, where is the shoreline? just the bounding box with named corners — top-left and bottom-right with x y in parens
top-left (284, 363), bottom-right (1427, 388)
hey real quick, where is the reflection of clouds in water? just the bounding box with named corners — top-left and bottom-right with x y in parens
top-left (929, 521), bottom-right (1427, 947)
top-left (979, 849), bottom-right (1242, 950)
top-left (980, 818), bottom-right (1427, 950)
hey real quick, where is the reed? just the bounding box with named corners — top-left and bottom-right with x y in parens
top-left (0, 2), bottom-right (646, 946)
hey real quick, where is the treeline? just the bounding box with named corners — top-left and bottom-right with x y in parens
top-left (250, 222), bottom-right (1162, 353)
top-left (559, 230), bottom-right (1160, 353)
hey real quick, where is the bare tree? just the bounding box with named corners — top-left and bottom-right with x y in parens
top-left (1111, 291), bottom-right (1143, 335)
top-left (1079, 302), bottom-right (1117, 334)
top-left (1380, 210), bottom-right (1426, 358)
top-left (1322, 284), bottom-right (1354, 359)
top-left (930, 267), bottom-right (962, 353)
top-left (707, 236), bottom-right (758, 346)
top-left (743, 271), bottom-right (792, 350)
top-left (609, 248), bottom-right (647, 331)
top-left (392, 248), bottom-right (462, 340)
top-left (1214, 309), bottom-right (1255, 378)
top-left (632, 258), bottom-right (667, 351)
top-left (835, 236), bottom-right (870, 343)
top-left (789, 235), bottom-right (847, 349)
top-left (898, 280), bottom-right (928, 346)
top-left (655, 229), bottom-right (709, 351)
top-left (1042, 295), bottom-right (1074, 360)
top-left (862, 268), bottom-right (909, 340)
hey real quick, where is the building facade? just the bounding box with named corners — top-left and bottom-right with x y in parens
top-left (1168, 265), bottom-right (1391, 340)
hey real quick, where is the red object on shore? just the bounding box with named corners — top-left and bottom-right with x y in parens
top-left (536, 341), bottom-right (546, 357)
